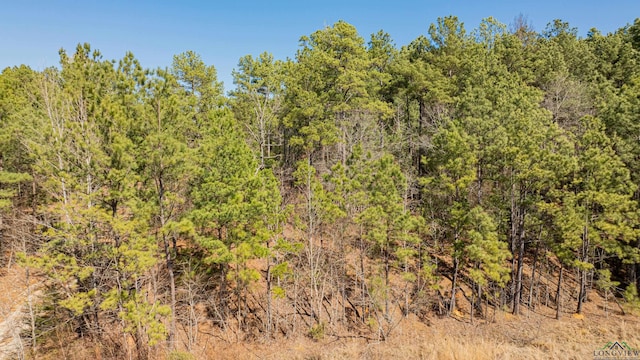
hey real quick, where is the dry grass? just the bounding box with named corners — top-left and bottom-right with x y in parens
top-left (188, 307), bottom-right (640, 360)
top-left (3, 258), bottom-right (640, 360)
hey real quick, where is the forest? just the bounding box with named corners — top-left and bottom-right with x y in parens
top-left (2, 15), bottom-right (640, 359)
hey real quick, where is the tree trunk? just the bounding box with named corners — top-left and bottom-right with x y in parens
top-left (152, 117), bottom-right (179, 349)
top-left (449, 257), bottom-right (459, 316)
top-left (470, 282), bottom-right (475, 324)
top-left (528, 228), bottom-right (542, 309)
top-left (509, 180), bottom-right (517, 306)
top-left (577, 225), bottom-right (589, 314)
top-left (556, 263), bottom-right (563, 320)
top-left (266, 241), bottom-right (272, 339)
top-left (163, 234), bottom-right (176, 348)
top-left (158, 178), bottom-right (176, 349)
top-left (359, 228), bottom-right (367, 323)
top-left (576, 268), bottom-right (585, 314)
top-left (478, 284), bottom-right (483, 318)
top-left (220, 263), bottom-right (229, 322)
top-left (384, 244), bottom-right (390, 319)
top-left (134, 328), bottom-right (149, 360)
top-left (512, 206), bottom-right (526, 314)
top-left (513, 233), bottom-right (525, 315)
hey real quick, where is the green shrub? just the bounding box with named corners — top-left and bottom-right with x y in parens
top-left (168, 350), bottom-right (196, 360)
top-left (308, 322), bottom-right (325, 341)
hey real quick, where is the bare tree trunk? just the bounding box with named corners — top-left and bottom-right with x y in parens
top-left (384, 242), bottom-right (390, 320)
top-left (266, 241), bottom-right (273, 339)
top-left (513, 233), bottom-right (525, 315)
top-left (184, 272), bottom-right (199, 352)
top-left (509, 180), bottom-right (517, 307)
top-left (528, 228), bottom-right (542, 309)
top-left (513, 191), bottom-right (527, 315)
top-left (134, 328), bottom-right (149, 360)
top-left (576, 268), bottom-right (587, 315)
top-left (157, 179), bottom-right (176, 349)
top-left (556, 263), bottom-right (563, 320)
top-left (359, 227), bottom-right (367, 323)
top-left (576, 224), bottom-right (589, 314)
top-left (470, 282), bottom-right (475, 324)
top-left (162, 234), bottom-right (176, 347)
top-left (478, 284), bottom-right (483, 319)
top-left (220, 263), bottom-right (229, 322)
top-left (449, 257), bottom-right (459, 316)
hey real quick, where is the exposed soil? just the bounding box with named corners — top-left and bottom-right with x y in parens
top-left (0, 266), bottom-right (39, 360)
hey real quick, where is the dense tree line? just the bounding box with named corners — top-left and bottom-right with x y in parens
top-left (2, 15), bottom-right (640, 359)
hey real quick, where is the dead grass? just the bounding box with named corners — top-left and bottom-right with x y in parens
top-left (3, 257), bottom-right (640, 360)
top-left (4, 287), bottom-right (640, 360)
top-left (0, 266), bottom-right (29, 318)
top-left (191, 309), bottom-right (640, 360)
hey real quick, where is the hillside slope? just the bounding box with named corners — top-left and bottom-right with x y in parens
top-left (2, 263), bottom-right (640, 360)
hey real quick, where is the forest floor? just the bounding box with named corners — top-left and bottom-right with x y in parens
top-left (202, 308), bottom-right (640, 360)
top-left (2, 263), bottom-right (640, 360)
top-left (0, 266), bottom-right (31, 360)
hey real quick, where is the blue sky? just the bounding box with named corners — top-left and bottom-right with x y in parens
top-left (2, 1), bottom-right (638, 92)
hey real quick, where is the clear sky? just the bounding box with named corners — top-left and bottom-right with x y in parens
top-left (2, 1), bottom-right (638, 92)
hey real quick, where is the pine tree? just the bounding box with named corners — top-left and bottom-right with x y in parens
top-left (283, 21), bottom-right (391, 167)
top-left (230, 52), bottom-right (285, 169)
top-left (189, 110), bottom-right (282, 329)
top-left (357, 154), bottom-right (422, 328)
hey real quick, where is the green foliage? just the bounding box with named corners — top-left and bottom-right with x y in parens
top-left (623, 284), bottom-right (640, 313)
top-left (368, 275), bottom-right (389, 311)
top-left (308, 321), bottom-right (326, 341)
top-left (0, 171), bottom-right (31, 210)
top-left (421, 257), bottom-right (440, 291)
top-left (3, 14), bottom-right (640, 355)
top-left (293, 159), bottom-right (347, 229)
top-left (466, 208), bottom-right (511, 287)
top-left (168, 351), bottom-right (196, 360)
top-left (230, 52), bottom-right (285, 168)
top-left (121, 295), bottom-right (171, 346)
top-left (283, 21), bottom-right (391, 162)
top-left (540, 116), bottom-right (639, 268)
top-left (190, 110), bottom-right (283, 298)
top-left (595, 269), bottom-right (620, 293)
top-left (271, 285), bottom-right (286, 300)
top-left (351, 153), bottom-right (426, 316)
top-left (624, 283), bottom-right (639, 303)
